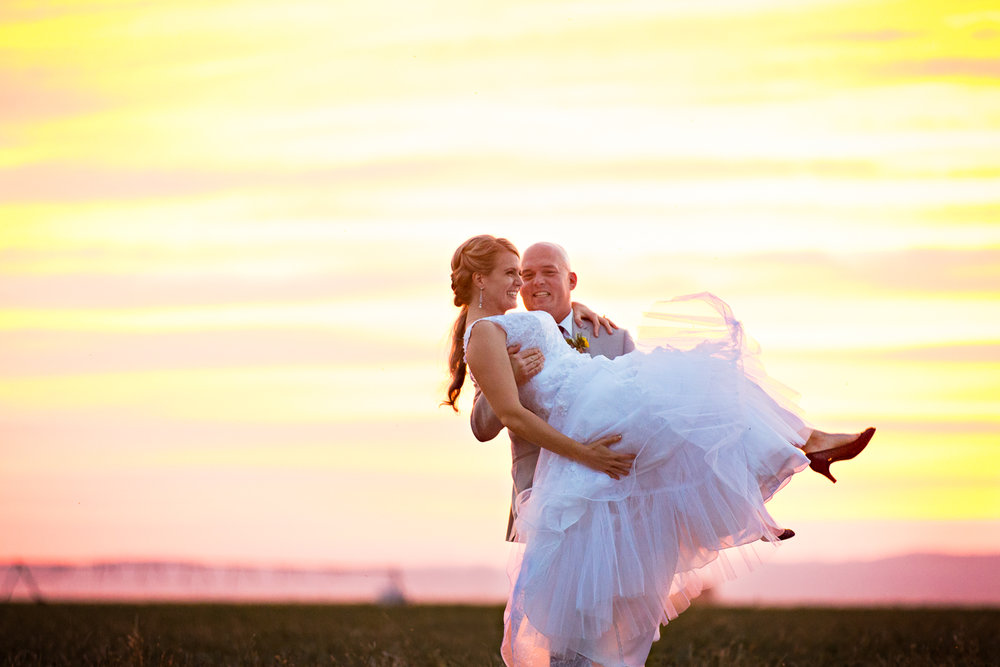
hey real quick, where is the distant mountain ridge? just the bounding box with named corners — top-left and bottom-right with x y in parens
top-left (714, 553), bottom-right (1000, 606)
top-left (3, 553), bottom-right (997, 606)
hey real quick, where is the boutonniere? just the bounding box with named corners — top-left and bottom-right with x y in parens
top-left (565, 333), bottom-right (589, 353)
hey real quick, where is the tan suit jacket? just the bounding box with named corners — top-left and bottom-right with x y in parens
top-left (471, 318), bottom-right (635, 541)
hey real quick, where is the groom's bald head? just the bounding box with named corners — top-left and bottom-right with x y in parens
top-left (524, 242), bottom-right (571, 270)
top-left (519, 242), bottom-right (577, 321)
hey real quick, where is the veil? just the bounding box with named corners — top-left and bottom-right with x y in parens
top-left (637, 292), bottom-right (808, 430)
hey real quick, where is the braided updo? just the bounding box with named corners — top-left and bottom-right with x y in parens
top-left (443, 235), bottom-right (519, 411)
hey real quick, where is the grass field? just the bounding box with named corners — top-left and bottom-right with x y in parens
top-left (1, 603), bottom-right (996, 665)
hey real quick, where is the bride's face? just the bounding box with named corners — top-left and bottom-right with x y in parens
top-left (480, 251), bottom-right (523, 312)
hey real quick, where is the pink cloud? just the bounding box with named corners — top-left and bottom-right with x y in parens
top-left (880, 58), bottom-right (1000, 79)
top-left (623, 248), bottom-right (1000, 296)
top-left (0, 269), bottom-right (373, 307)
top-left (0, 70), bottom-right (107, 124)
top-left (0, 414), bottom-right (448, 453)
top-left (828, 29), bottom-right (918, 43)
top-left (0, 164), bottom-right (256, 202)
top-left (0, 157), bottom-right (887, 203)
top-left (0, 329), bottom-right (423, 377)
top-left (0, 159), bottom-right (467, 203)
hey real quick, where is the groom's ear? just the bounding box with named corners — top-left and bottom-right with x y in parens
top-left (568, 271), bottom-right (578, 290)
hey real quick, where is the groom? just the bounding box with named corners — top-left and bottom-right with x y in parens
top-left (470, 242), bottom-right (634, 542)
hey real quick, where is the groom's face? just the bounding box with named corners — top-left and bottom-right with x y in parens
top-left (519, 244), bottom-right (577, 321)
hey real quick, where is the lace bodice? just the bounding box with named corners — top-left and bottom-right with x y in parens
top-left (464, 311), bottom-right (591, 420)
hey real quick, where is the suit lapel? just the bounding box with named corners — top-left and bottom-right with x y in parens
top-left (575, 320), bottom-right (600, 357)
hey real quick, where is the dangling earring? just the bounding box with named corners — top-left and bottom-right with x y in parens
top-left (478, 288), bottom-right (484, 309)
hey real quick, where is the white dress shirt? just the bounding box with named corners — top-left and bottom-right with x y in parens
top-left (556, 312), bottom-right (574, 337)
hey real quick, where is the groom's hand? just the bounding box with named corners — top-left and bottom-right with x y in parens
top-left (507, 343), bottom-right (544, 385)
top-left (580, 434), bottom-right (634, 479)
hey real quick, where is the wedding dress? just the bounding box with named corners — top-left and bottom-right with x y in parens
top-left (466, 293), bottom-right (810, 667)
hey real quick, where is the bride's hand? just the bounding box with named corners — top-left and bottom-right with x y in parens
top-left (579, 434), bottom-right (634, 479)
top-left (571, 301), bottom-right (618, 337)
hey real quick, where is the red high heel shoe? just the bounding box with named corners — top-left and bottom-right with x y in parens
top-left (760, 528), bottom-right (795, 542)
top-left (807, 427), bottom-right (876, 483)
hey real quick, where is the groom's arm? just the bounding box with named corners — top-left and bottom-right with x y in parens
top-left (471, 387), bottom-right (504, 442)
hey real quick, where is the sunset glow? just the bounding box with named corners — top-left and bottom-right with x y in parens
top-left (2, 0), bottom-right (998, 574)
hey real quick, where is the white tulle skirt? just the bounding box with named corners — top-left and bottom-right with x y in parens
top-left (502, 294), bottom-right (810, 667)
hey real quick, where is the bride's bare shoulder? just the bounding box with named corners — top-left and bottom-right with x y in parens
top-left (465, 316), bottom-right (507, 343)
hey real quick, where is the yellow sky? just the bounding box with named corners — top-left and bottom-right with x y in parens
top-left (1, 0), bottom-right (998, 568)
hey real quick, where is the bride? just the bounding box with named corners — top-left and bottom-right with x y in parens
top-left (444, 235), bottom-right (875, 666)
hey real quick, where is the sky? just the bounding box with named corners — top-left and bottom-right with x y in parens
top-left (1, 0), bottom-right (998, 574)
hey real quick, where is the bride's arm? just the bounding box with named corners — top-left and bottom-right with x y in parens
top-left (571, 301), bottom-right (617, 337)
top-left (471, 343), bottom-right (544, 442)
top-left (465, 321), bottom-right (634, 479)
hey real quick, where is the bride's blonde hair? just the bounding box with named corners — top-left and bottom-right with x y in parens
top-left (444, 234), bottom-right (520, 411)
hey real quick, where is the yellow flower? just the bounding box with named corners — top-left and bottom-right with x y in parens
top-left (565, 333), bottom-right (589, 353)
